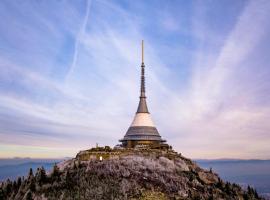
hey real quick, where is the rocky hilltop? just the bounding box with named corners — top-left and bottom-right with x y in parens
top-left (0, 148), bottom-right (263, 200)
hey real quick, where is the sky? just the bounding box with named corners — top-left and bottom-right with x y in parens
top-left (0, 0), bottom-right (270, 159)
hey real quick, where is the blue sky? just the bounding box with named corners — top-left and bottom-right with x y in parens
top-left (0, 0), bottom-right (270, 159)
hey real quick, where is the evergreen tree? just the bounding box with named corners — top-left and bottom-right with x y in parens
top-left (247, 185), bottom-right (251, 194)
top-left (216, 178), bottom-right (223, 188)
top-left (78, 160), bottom-right (83, 168)
top-left (29, 178), bottom-right (36, 192)
top-left (254, 189), bottom-right (259, 198)
top-left (17, 177), bottom-right (22, 188)
top-left (52, 164), bottom-right (60, 176)
top-left (51, 163), bottom-right (61, 182)
top-left (73, 161), bottom-right (78, 170)
top-left (28, 168), bottom-right (33, 179)
top-left (40, 166), bottom-right (47, 182)
top-left (243, 192), bottom-right (249, 200)
top-left (0, 188), bottom-right (5, 200)
top-left (5, 179), bottom-right (12, 196)
top-left (36, 166), bottom-right (47, 185)
top-left (26, 191), bottom-right (33, 200)
top-left (65, 169), bottom-right (73, 190)
top-left (208, 195), bottom-right (214, 200)
top-left (225, 182), bottom-right (232, 195)
top-left (12, 180), bottom-right (18, 193)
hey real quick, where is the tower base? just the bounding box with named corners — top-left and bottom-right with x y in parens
top-left (120, 140), bottom-right (169, 150)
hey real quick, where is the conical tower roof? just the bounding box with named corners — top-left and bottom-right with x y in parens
top-left (120, 41), bottom-right (166, 143)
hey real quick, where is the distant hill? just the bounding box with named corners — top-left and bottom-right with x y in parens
top-left (0, 151), bottom-right (263, 200)
top-left (196, 159), bottom-right (270, 199)
top-left (0, 158), bottom-right (63, 181)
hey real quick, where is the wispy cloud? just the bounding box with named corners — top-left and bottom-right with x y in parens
top-left (66, 0), bottom-right (92, 81)
top-left (0, 0), bottom-right (270, 159)
top-left (167, 0), bottom-right (270, 158)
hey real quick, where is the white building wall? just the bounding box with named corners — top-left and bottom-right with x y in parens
top-left (130, 113), bottom-right (155, 127)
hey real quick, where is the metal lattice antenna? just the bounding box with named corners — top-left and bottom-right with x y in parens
top-left (142, 40), bottom-right (144, 63)
top-left (140, 40), bottom-right (145, 98)
top-left (137, 40), bottom-right (149, 113)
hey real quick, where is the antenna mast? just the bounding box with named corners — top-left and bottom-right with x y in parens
top-left (142, 40), bottom-right (144, 63)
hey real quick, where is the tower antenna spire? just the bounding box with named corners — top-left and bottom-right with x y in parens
top-left (142, 40), bottom-right (144, 63)
top-left (137, 40), bottom-right (148, 113)
top-left (140, 40), bottom-right (146, 99)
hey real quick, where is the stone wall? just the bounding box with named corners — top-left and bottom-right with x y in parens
top-left (76, 147), bottom-right (179, 162)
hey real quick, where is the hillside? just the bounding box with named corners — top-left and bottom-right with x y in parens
top-left (0, 149), bottom-right (263, 200)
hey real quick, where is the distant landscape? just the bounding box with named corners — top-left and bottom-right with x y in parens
top-left (0, 158), bottom-right (63, 181)
top-left (1, 158), bottom-right (269, 198)
top-left (196, 159), bottom-right (270, 198)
